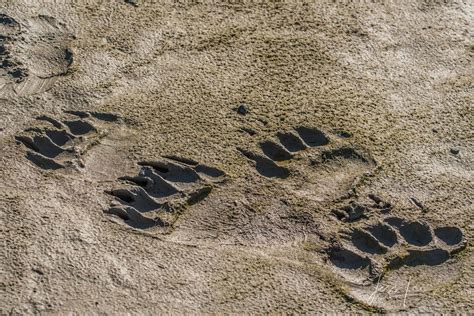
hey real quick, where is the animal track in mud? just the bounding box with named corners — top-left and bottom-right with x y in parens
top-left (326, 216), bottom-right (467, 285)
top-left (238, 126), bottom-right (376, 201)
top-left (0, 13), bottom-right (73, 97)
top-left (104, 156), bottom-right (226, 231)
top-left (15, 111), bottom-right (121, 170)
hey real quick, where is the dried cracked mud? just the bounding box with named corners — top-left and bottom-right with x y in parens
top-left (1, 1), bottom-right (473, 314)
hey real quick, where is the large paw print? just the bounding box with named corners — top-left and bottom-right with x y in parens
top-left (238, 126), bottom-right (376, 201)
top-left (326, 216), bottom-right (467, 285)
top-left (104, 156), bottom-right (226, 231)
top-left (15, 110), bottom-right (121, 170)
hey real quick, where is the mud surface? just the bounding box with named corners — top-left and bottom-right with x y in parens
top-left (1, 1), bottom-right (473, 314)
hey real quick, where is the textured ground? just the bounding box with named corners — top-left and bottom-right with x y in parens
top-left (1, 1), bottom-right (473, 314)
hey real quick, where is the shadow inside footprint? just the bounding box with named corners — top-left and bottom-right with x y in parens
top-left (63, 120), bottom-right (96, 135)
top-left (65, 110), bottom-right (121, 122)
top-left (329, 247), bottom-right (370, 270)
top-left (44, 129), bottom-right (73, 146)
top-left (139, 160), bottom-right (200, 183)
top-left (163, 155), bottom-right (225, 179)
top-left (25, 151), bottom-right (64, 170)
top-left (276, 132), bottom-right (307, 152)
top-left (194, 164), bottom-right (226, 178)
top-left (259, 140), bottom-right (293, 161)
top-left (350, 229), bottom-right (387, 254)
top-left (366, 223), bottom-right (398, 247)
top-left (295, 126), bottom-right (329, 147)
top-left (434, 227), bottom-right (463, 246)
top-left (384, 216), bottom-right (404, 228)
top-left (90, 112), bottom-right (121, 122)
top-left (106, 207), bottom-right (166, 230)
top-left (389, 249), bottom-right (450, 268)
top-left (120, 167), bottom-right (180, 199)
top-left (108, 187), bottom-right (163, 212)
top-left (385, 217), bottom-right (433, 246)
top-left (16, 135), bottom-right (65, 158)
top-left (238, 148), bottom-right (290, 179)
top-left (398, 221), bottom-right (432, 246)
top-left (405, 249), bottom-right (450, 266)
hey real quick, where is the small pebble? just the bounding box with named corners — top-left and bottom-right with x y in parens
top-left (236, 104), bottom-right (249, 115)
top-left (124, 0), bottom-right (138, 6)
top-left (450, 147), bottom-right (460, 155)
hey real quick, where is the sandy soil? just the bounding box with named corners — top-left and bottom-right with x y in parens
top-left (1, 1), bottom-right (473, 314)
